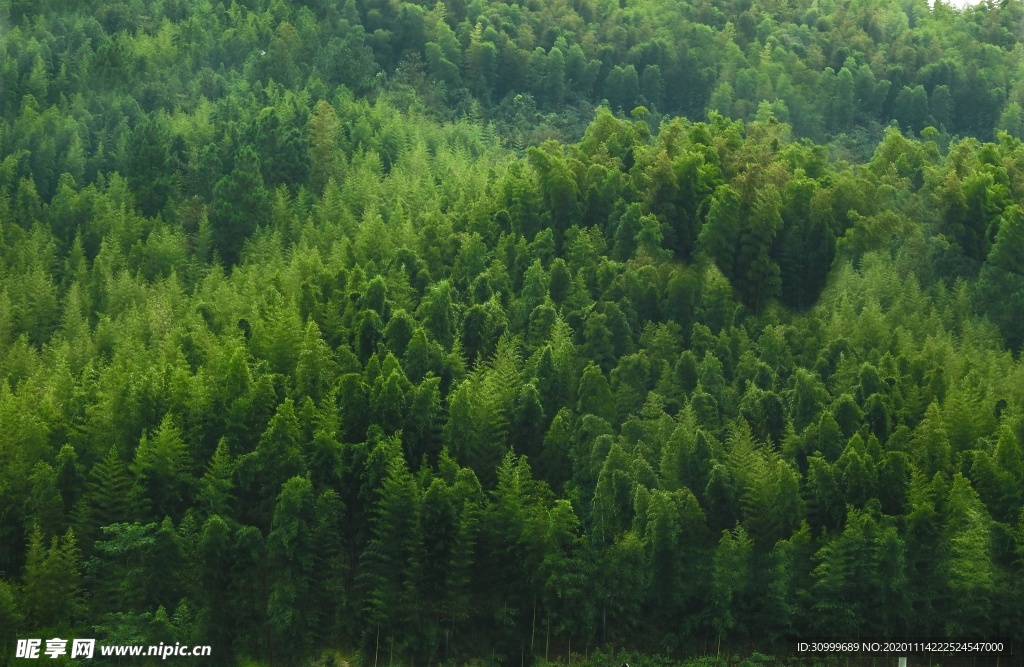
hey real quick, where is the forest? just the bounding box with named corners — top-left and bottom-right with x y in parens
top-left (2, 0), bottom-right (1024, 664)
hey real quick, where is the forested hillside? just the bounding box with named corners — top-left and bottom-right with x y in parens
top-left (2, 0), bottom-right (1024, 665)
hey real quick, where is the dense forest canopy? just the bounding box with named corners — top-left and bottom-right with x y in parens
top-left (2, 0), bottom-right (1024, 665)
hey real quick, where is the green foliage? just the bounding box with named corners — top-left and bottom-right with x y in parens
top-left (21, 526), bottom-right (84, 633)
top-left (976, 204), bottom-right (1024, 347)
top-left (210, 147), bottom-right (270, 266)
top-left (4, 0), bottom-right (1024, 661)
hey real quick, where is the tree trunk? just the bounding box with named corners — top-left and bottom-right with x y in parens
top-left (602, 598), bottom-right (607, 647)
top-left (545, 618), bottom-right (550, 662)
top-left (531, 596), bottom-right (537, 656)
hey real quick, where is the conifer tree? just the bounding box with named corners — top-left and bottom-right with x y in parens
top-left (977, 205), bottom-right (1024, 348)
top-left (21, 526), bottom-right (84, 633)
top-left (210, 147), bottom-right (269, 265)
top-left (81, 446), bottom-right (135, 545)
top-left (710, 524), bottom-right (753, 643)
top-left (942, 474), bottom-right (994, 635)
top-left (360, 454), bottom-right (422, 651)
top-left (236, 400), bottom-right (307, 529)
top-left (267, 476), bottom-right (318, 662)
top-left (132, 415), bottom-right (192, 521)
top-left (198, 439), bottom-right (234, 518)
top-left (577, 363), bottom-right (615, 423)
top-left (25, 462), bottom-right (64, 539)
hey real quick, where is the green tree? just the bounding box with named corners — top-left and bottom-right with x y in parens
top-left (246, 107), bottom-right (312, 187)
top-left (210, 147), bottom-right (270, 265)
top-left (295, 321), bottom-right (339, 406)
top-left (80, 446), bottom-right (135, 545)
top-left (132, 415), bottom-right (192, 521)
top-left (545, 47), bottom-right (567, 108)
top-left (810, 508), bottom-right (879, 635)
top-left (644, 487), bottom-right (706, 633)
top-left (930, 85), bottom-right (953, 129)
top-left (699, 185), bottom-right (741, 279)
top-left (591, 443), bottom-right (634, 543)
top-left (236, 400), bottom-right (307, 529)
top-left (198, 439), bottom-right (234, 518)
top-left (997, 102), bottom-right (1023, 139)
top-left (267, 476), bottom-right (318, 663)
top-left (641, 65), bottom-right (665, 110)
top-left (709, 524), bottom-right (753, 643)
top-left (942, 474), bottom-right (994, 635)
top-left (912, 403), bottom-right (952, 479)
top-left (735, 186), bottom-right (783, 310)
top-left (370, 370), bottom-right (408, 434)
top-left (360, 454), bottom-right (422, 651)
top-left (418, 281), bottom-right (459, 350)
top-left (894, 85), bottom-right (929, 134)
top-left (605, 65), bottom-right (640, 113)
top-left (308, 100), bottom-right (342, 193)
top-left (577, 363), bottom-right (615, 423)
top-left (467, 25), bottom-right (498, 103)
top-left (25, 462), bottom-right (64, 539)
top-left (21, 526), bottom-right (84, 633)
top-left (125, 115), bottom-right (176, 216)
top-left (0, 578), bottom-right (22, 664)
top-left (832, 66), bottom-right (856, 130)
top-left (976, 205), bottom-right (1024, 348)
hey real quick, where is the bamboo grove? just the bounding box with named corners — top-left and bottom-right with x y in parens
top-left (2, 0), bottom-right (1024, 665)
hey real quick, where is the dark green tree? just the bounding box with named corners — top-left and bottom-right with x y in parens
top-left (210, 147), bottom-right (270, 265)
